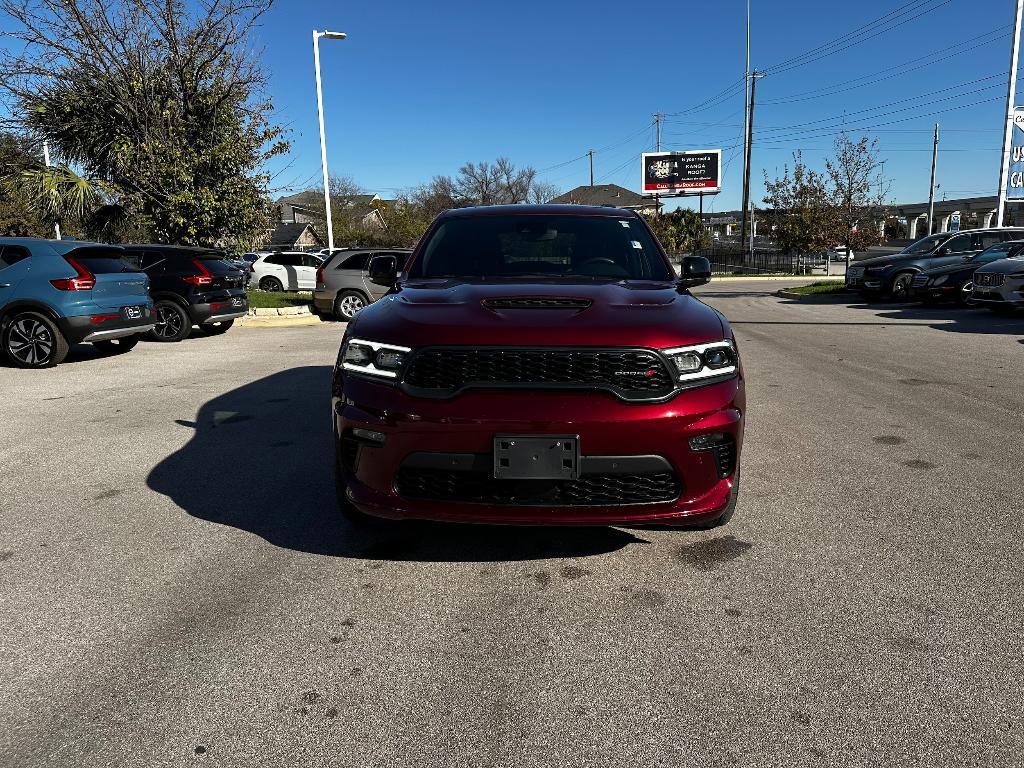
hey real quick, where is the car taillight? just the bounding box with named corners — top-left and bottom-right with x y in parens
top-left (316, 266), bottom-right (324, 284)
top-left (249, 262), bottom-right (255, 273)
top-left (182, 258), bottom-right (213, 286)
top-left (50, 256), bottom-right (96, 291)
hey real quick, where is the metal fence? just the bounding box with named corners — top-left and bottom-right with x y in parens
top-left (681, 243), bottom-right (803, 275)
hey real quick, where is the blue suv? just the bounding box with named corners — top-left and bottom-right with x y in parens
top-left (0, 238), bottom-right (154, 368)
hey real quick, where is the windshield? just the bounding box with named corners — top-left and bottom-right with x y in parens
top-left (972, 242), bottom-right (1018, 261)
top-left (409, 215), bottom-right (674, 281)
top-left (902, 234), bottom-right (947, 255)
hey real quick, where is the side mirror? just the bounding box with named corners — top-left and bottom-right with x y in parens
top-left (368, 254), bottom-right (398, 287)
top-left (677, 256), bottom-right (712, 290)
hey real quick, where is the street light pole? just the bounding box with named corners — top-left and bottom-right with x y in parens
top-left (42, 141), bottom-right (60, 240)
top-left (312, 29), bottom-right (346, 252)
top-left (997, 0), bottom-right (1023, 227)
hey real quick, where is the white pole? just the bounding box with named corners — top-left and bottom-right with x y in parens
top-left (313, 30), bottom-right (334, 252)
top-left (42, 141), bottom-right (61, 240)
top-left (997, 0), bottom-right (1024, 228)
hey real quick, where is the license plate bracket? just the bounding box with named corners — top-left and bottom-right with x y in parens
top-left (493, 435), bottom-right (579, 480)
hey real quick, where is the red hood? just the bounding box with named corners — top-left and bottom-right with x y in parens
top-left (347, 279), bottom-right (728, 349)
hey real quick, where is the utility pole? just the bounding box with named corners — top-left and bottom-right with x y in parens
top-left (997, 0), bottom-right (1024, 227)
top-left (588, 149), bottom-right (594, 186)
top-left (42, 141), bottom-right (60, 240)
top-left (742, 0), bottom-right (751, 216)
top-left (928, 124), bottom-right (939, 235)
top-left (654, 112), bottom-right (663, 217)
top-left (740, 71), bottom-right (762, 255)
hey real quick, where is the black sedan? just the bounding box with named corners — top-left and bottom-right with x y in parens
top-left (909, 240), bottom-right (1024, 305)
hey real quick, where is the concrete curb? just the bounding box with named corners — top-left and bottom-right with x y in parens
top-left (248, 305), bottom-right (313, 317)
top-left (776, 288), bottom-right (857, 304)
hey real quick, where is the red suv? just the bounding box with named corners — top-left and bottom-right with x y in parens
top-left (331, 205), bottom-right (744, 527)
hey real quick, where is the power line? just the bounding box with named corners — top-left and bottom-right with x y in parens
top-left (760, 25), bottom-right (1010, 106)
top-left (763, 0), bottom-right (955, 77)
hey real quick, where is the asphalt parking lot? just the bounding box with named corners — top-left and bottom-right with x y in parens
top-left (2, 279), bottom-right (1023, 767)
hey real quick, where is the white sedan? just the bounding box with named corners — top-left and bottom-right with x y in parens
top-left (250, 252), bottom-right (323, 291)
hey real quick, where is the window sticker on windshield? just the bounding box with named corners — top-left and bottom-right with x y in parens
top-left (630, 240), bottom-right (643, 249)
top-left (619, 221), bottom-right (631, 228)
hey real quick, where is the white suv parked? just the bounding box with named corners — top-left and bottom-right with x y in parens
top-left (250, 251), bottom-right (323, 291)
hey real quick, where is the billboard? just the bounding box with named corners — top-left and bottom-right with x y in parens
top-left (642, 150), bottom-right (722, 197)
top-left (1007, 108), bottom-right (1024, 201)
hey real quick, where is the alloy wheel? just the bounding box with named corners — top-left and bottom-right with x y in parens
top-left (892, 274), bottom-right (912, 300)
top-left (7, 318), bottom-right (53, 365)
top-left (339, 294), bottom-right (366, 318)
top-left (154, 304), bottom-right (184, 340)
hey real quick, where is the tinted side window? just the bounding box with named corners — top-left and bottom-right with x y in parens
top-left (302, 254), bottom-right (321, 268)
top-left (278, 254), bottom-right (302, 267)
top-left (0, 245), bottom-right (30, 270)
top-left (978, 233), bottom-right (1003, 250)
top-left (263, 255), bottom-right (284, 266)
top-left (943, 235), bottom-right (972, 254)
top-left (338, 252), bottom-right (370, 270)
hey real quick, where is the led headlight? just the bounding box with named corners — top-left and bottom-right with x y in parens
top-left (340, 338), bottom-right (412, 379)
top-left (663, 340), bottom-right (738, 384)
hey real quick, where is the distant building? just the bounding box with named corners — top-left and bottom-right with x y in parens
top-left (265, 222), bottom-right (324, 251)
top-left (547, 184), bottom-right (660, 216)
top-left (270, 190), bottom-right (387, 249)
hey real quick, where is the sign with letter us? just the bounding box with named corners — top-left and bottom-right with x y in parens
top-left (1007, 108), bottom-right (1024, 200)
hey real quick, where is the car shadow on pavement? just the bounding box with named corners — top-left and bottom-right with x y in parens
top-left (147, 365), bottom-right (646, 562)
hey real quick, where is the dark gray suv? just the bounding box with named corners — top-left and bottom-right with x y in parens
top-left (312, 248), bottom-right (412, 320)
top-left (847, 228), bottom-right (1024, 300)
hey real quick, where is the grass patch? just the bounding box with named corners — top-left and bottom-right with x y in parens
top-left (246, 289), bottom-right (312, 309)
top-left (787, 281), bottom-right (851, 295)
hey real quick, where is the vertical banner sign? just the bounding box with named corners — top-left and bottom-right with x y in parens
top-left (949, 212), bottom-right (961, 232)
top-left (642, 150), bottom-right (722, 197)
top-left (1007, 108), bottom-right (1024, 200)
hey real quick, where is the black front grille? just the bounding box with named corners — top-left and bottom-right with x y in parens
top-left (482, 297), bottom-right (593, 309)
top-left (395, 468), bottom-right (680, 506)
top-left (402, 348), bottom-right (675, 400)
top-left (975, 272), bottom-right (1005, 287)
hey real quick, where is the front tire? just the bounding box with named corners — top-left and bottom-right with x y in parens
top-left (93, 336), bottom-right (140, 354)
top-left (334, 290), bottom-right (367, 320)
top-left (2, 312), bottom-right (69, 368)
top-left (889, 272), bottom-right (914, 302)
top-left (149, 300), bottom-right (192, 342)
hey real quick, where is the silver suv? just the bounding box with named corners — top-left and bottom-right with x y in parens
top-left (312, 248), bottom-right (412, 320)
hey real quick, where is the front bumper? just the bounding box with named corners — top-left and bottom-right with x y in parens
top-left (970, 281), bottom-right (1024, 306)
top-left (333, 376), bottom-right (744, 526)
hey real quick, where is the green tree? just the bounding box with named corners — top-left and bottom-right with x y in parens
top-left (644, 208), bottom-right (709, 258)
top-left (0, 0), bottom-right (287, 248)
top-left (826, 134), bottom-right (888, 259)
top-left (762, 152), bottom-right (841, 256)
top-left (0, 132), bottom-right (49, 236)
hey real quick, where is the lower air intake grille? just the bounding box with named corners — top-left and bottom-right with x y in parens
top-left (395, 468), bottom-right (680, 506)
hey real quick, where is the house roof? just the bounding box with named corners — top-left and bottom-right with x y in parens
top-left (267, 222), bottom-right (323, 248)
top-left (547, 184), bottom-right (656, 210)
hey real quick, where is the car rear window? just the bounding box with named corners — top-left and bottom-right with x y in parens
top-left (194, 254), bottom-right (242, 275)
top-left (65, 248), bottom-right (139, 273)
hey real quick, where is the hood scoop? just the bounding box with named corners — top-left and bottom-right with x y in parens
top-left (482, 297), bottom-right (593, 310)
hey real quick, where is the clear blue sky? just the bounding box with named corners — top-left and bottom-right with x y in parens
top-left (255, 0), bottom-right (1021, 213)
